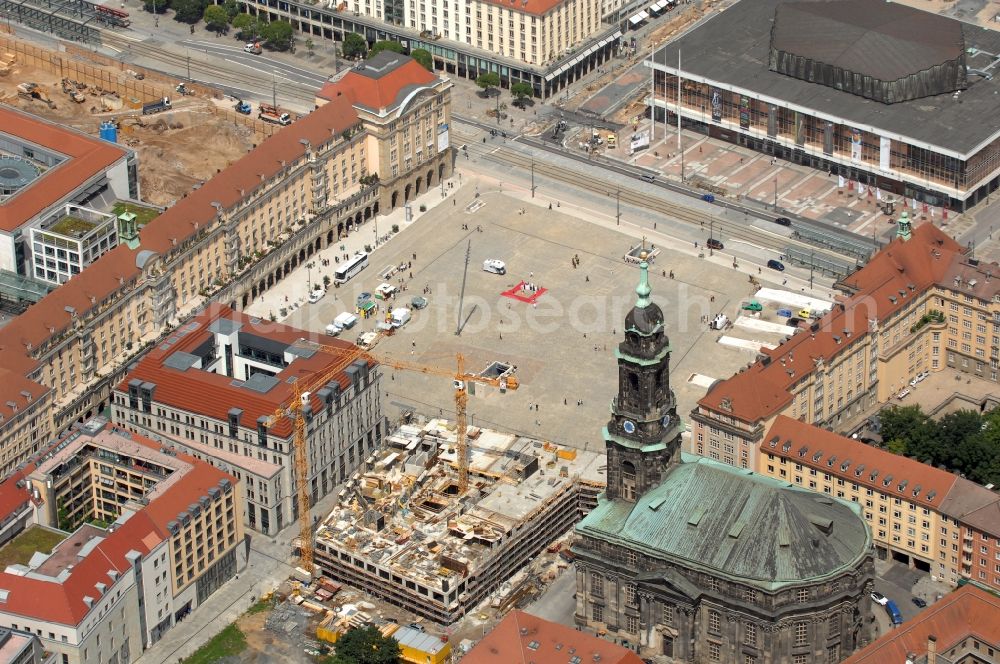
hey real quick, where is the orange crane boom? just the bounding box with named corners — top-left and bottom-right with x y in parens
top-left (267, 338), bottom-right (517, 570)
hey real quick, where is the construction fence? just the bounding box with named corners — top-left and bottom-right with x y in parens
top-left (0, 35), bottom-right (279, 138)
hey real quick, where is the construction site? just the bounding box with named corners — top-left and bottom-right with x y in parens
top-left (313, 416), bottom-right (606, 624)
top-left (0, 36), bottom-right (263, 206)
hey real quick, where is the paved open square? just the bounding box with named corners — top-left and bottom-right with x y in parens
top-left (282, 185), bottom-right (782, 449)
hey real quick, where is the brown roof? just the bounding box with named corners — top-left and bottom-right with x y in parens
top-left (764, 416), bottom-right (959, 510)
top-left (317, 54), bottom-right (438, 112)
top-left (0, 427), bottom-right (236, 626)
top-left (463, 610), bottom-right (645, 664)
top-left (0, 105), bottom-right (129, 233)
top-left (117, 306), bottom-right (370, 438)
top-left (939, 479), bottom-right (1000, 535)
top-left (700, 224), bottom-right (963, 422)
top-left (478, 0), bottom-right (570, 18)
top-left (843, 584), bottom-right (1000, 663)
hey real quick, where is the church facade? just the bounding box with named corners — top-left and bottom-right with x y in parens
top-left (573, 258), bottom-right (876, 663)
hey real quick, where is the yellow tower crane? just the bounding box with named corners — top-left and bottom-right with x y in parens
top-left (267, 341), bottom-right (517, 571)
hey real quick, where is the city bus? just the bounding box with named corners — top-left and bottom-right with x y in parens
top-left (334, 252), bottom-right (369, 284)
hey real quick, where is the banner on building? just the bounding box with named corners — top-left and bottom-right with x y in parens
top-left (739, 95), bottom-right (751, 129)
top-left (838, 175), bottom-right (845, 188)
top-left (879, 136), bottom-right (891, 171)
top-left (710, 88), bottom-right (723, 122)
top-left (911, 197), bottom-right (918, 210)
top-left (437, 123), bottom-right (449, 153)
top-left (850, 128), bottom-right (863, 163)
top-left (858, 183), bottom-right (867, 196)
top-left (876, 187), bottom-right (882, 201)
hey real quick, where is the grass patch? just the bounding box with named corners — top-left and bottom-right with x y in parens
top-left (246, 598), bottom-right (271, 615)
top-left (112, 202), bottom-right (160, 227)
top-left (49, 215), bottom-right (98, 237)
top-left (181, 624), bottom-right (247, 664)
top-left (0, 526), bottom-right (67, 569)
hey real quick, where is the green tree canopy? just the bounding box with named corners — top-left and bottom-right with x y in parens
top-left (203, 4), bottom-right (229, 31)
top-left (222, 0), bottom-right (240, 18)
top-left (476, 71), bottom-right (500, 94)
top-left (261, 20), bottom-right (293, 50)
top-left (369, 40), bottom-right (405, 56)
top-left (142, 0), bottom-right (171, 13)
top-left (410, 48), bottom-right (432, 70)
top-left (331, 626), bottom-right (400, 664)
top-left (172, 0), bottom-right (209, 23)
top-left (511, 81), bottom-right (533, 102)
top-left (342, 32), bottom-right (368, 59)
top-left (232, 13), bottom-right (261, 40)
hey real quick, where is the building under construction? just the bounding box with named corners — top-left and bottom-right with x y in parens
top-left (314, 418), bottom-right (605, 624)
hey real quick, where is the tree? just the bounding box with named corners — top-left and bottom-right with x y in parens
top-left (330, 626), bottom-right (400, 664)
top-left (342, 32), bottom-right (368, 59)
top-left (369, 40), bottom-right (405, 56)
top-left (510, 81), bottom-right (533, 105)
top-left (143, 0), bottom-right (171, 13)
top-left (410, 48), bottom-right (432, 70)
top-left (232, 13), bottom-right (260, 40)
top-left (172, 0), bottom-right (209, 23)
top-left (203, 4), bottom-right (229, 32)
top-left (476, 71), bottom-right (500, 96)
top-left (261, 20), bottom-right (293, 50)
top-left (222, 0), bottom-right (240, 18)
top-left (305, 38), bottom-right (315, 53)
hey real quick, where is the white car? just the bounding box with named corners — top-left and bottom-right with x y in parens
top-left (896, 388), bottom-right (910, 400)
top-left (483, 259), bottom-right (506, 275)
top-left (308, 289), bottom-right (324, 304)
top-left (870, 591), bottom-right (888, 606)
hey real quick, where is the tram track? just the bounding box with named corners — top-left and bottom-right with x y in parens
top-left (457, 134), bottom-right (855, 263)
top-left (100, 32), bottom-right (319, 104)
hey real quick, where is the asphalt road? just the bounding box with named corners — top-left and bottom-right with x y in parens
top-left (177, 39), bottom-right (330, 89)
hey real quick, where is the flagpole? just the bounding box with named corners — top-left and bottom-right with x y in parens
top-left (650, 58), bottom-right (656, 142)
top-left (677, 48), bottom-right (682, 152)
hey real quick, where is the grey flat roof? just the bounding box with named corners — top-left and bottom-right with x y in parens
top-left (647, 0), bottom-right (1000, 156)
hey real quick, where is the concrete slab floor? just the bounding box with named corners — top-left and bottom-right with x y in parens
top-left (282, 184), bottom-right (772, 450)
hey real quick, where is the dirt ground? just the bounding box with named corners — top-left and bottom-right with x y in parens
top-left (0, 62), bottom-right (255, 206)
top-left (227, 609), bottom-right (313, 664)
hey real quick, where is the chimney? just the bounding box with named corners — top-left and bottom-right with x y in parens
top-left (927, 635), bottom-right (937, 664)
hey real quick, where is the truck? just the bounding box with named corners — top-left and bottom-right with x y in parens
top-left (258, 103), bottom-right (291, 126)
top-left (234, 100), bottom-right (252, 115)
top-left (142, 97), bottom-right (171, 115)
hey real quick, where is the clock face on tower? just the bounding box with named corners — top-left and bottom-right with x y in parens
top-left (662, 414), bottom-right (671, 428)
top-left (623, 420), bottom-right (636, 434)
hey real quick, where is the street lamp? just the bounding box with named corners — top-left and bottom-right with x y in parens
top-left (773, 177), bottom-right (778, 210)
top-left (530, 159), bottom-right (536, 198)
top-left (709, 219), bottom-right (714, 256)
top-left (306, 261), bottom-right (315, 292)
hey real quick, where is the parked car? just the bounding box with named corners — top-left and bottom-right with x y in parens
top-left (356, 292), bottom-right (372, 307)
top-left (706, 238), bottom-right (724, 250)
top-left (870, 591), bottom-right (888, 606)
top-left (909, 371), bottom-right (929, 386)
top-left (639, 174), bottom-right (656, 183)
top-left (411, 296), bottom-right (428, 310)
top-left (767, 259), bottom-right (785, 271)
top-left (308, 289), bottom-right (324, 304)
top-left (773, 216), bottom-right (792, 226)
top-left (483, 259), bottom-right (506, 275)
top-left (912, 597), bottom-right (928, 608)
top-left (897, 388), bottom-right (911, 400)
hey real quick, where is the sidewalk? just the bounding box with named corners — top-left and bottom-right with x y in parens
top-left (243, 175), bottom-right (463, 322)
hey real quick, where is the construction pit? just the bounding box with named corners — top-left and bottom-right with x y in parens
top-left (0, 39), bottom-right (258, 206)
top-left (313, 415), bottom-right (606, 626)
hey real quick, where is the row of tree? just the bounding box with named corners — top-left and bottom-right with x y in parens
top-left (475, 72), bottom-right (534, 104)
top-left (321, 626), bottom-right (401, 664)
top-left (879, 405), bottom-right (1000, 486)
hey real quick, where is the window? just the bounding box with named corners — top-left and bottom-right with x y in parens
top-left (625, 615), bottom-right (640, 634)
top-left (796, 588), bottom-right (809, 603)
top-left (624, 584), bottom-right (637, 606)
top-left (745, 622), bottom-right (757, 647)
top-left (708, 610), bottom-right (721, 635)
top-left (745, 656), bottom-right (756, 664)
top-left (590, 571), bottom-right (603, 597)
top-left (794, 621), bottom-right (808, 646)
top-left (708, 642), bottom-right (721, 661)
top-left (592, 604), bottom-right (603, 622)
top-left (828, 614), bottom-right (840, 636)
top-left (743, 587), bottom-right (757, 603)
top-left (827, 644), bottom-right (841, 662)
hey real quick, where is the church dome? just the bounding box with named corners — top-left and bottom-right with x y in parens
top-left (625, 301), bottom-right (664, 337)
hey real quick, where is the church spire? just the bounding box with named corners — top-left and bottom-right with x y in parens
top-left (635, 254), bottom-right (652, 309)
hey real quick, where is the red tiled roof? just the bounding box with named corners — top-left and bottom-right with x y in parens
top-left (477, 0), bottom-right (567, 16)
top-left (0, 105), bottom-right (129, 233)
top-left (0, 427), bottom-right (236, 625)
top-left (463, 611), bottom-right (645, 664)
top-left (117, 306), bottom-right (370, 438)
top-left (317, 55), bottom-right (437, 112)
top-left (0, 467), bottom-right (33, 520)
top-left (843, 584), bottom-right (1000, 663)
top-left (764, 416), bottom-right (959, 510)
top-left (700, 224), bottom-right (963, 422)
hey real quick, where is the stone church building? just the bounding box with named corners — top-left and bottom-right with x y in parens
top-left (573, 258), bottom-right (876, 663)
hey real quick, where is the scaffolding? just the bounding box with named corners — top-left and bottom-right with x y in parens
top-left (0, 0), bottom-right (104, 44)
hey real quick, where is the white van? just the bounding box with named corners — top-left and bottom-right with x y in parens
top-left (390, 307), bottom-right (411, 327)
top-left (308, 289), bottom-right (325, 303)
top-left (483, 259), bottom-right (506, 275)
top-left (357, 331), bottom-right (380, 350)
top-left (334, 312), bottom-right (358, 329)
top-left (244, 42), bottom-right (262, 54)
top-left (324, 323), bottom-right (342, 337)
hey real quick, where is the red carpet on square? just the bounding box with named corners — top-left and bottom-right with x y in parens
top-left (501, 281), bottom-right (547, 304)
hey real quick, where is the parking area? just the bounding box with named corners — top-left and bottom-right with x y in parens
top-left (282, 184), bottom-right (772, 448)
